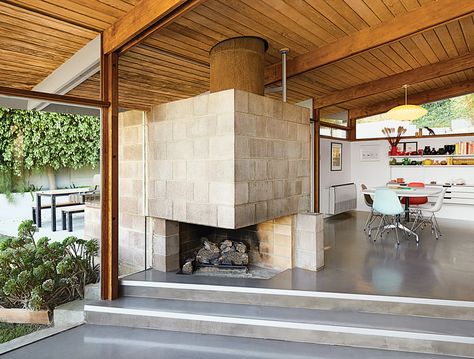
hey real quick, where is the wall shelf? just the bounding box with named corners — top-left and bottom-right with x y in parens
top-left (388, 154), bottom-right (474, 158)
top-left (390, 165), bottom-right (474, 168)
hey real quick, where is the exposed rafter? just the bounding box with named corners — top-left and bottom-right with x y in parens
top-left (349, 80), bottom-right (474, 120)
top-left (313, 53), bottom-right (474, 109)
top-left (264, 0), bottom-right (474, 85)
top-left (102, 0), bottom-right (206, 55)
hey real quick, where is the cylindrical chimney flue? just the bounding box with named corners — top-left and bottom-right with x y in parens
top-left (209, 36), bottom-right (268, 95)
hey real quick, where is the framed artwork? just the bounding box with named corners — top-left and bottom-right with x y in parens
top-left (360, 144), bottom-right (380, 162)
top-left (402, 141), bottom-right (418, 153)
top-left (396, 143), bottom-right (405, 153)
top-left (331, 142), bottom-right (342, 171)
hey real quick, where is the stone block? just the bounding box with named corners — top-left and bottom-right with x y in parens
top-left (193, 182), bottom-right (209, 203)
top-left (148, 142), bottom-right (167, 160)
top-left (188, 115), bottom-right (216, 138)
top-left (122, 144), bottom-right (142, 161)
top-left (173, 119), bottom-right (189, 141)
top-left (235, 112), bottom-right (257, 136)
top-left (187, 160), bottom-right (209, 182)
top-left (167, 97), bottom-right (193, 120)
top-left (122, 127), bottom-right (139, 145)
top-left (235, 136), bottom-right (250, 158)
top-left (268, 159), bottom-right (289, 179)
top-left (210, 159), bottom-right (234, 182)
top-left (272, 255), bottom-right (292, 270)
top-left (235, 90), bottom-right (249, 113)
top-left (216, 112), bottom-right (235, 135)
top-left (153, 253), bottom-right (179, 272)
top-left (166, 181), bottom-right (192, 201)
top-left (235, 159), bottom-right (255, 182)
top-left (282, 102), bottom-right (302, 123)
top-left (263, 96), bottom-right (274, 117)
top-left (193, 138), bottom-right (209, 159)
top-left (217, 205), bottom-right (235, 228)
top-left (267, 120), bottom-right (288, 140)
top-left (235, 203), bottom-right (256, 228)
top-left (272, 180), bottom-right (286, 199)
top-left (209, 182), bottom-right (234, 205)
top-left (248, 92), bottom-right (264, 116)
top-left (167, 140), bottom-right (193, 160)
top-left (249, 138), bottom-right (269, 158)
top-left (274, 233), bottom-right (291, 248)
top-left (193, 93), bottom-right (209, 116)
top-left (287, 122), bottom-right (297, 141)
top-left (172, 160), bottom-right (187, 180)
top-left (152, 103), bottom-right (167, 122)
top-left (149, 120), bottom-right (172, 142)
top-left (209, 89), bottom-right (235, 114)
top-left (255, 202), bottom-right (268, 222)
top-left (254, 159), bottom-right (268, 180)
top-left (235, 182), bottom-right (249, 205)
top-left (173, 200), bottom-right (187, 222)
top-left (209, 135), bottom-right (234, 159)
top-left (272, 100), bottom-right (283, 120)
top-left (148, 198), bottom-right (172, 218)
top-left (274, 223), bottom-right (292, 236)
top-left (249, 181), bottom-right (273, 202)
top-left (294, 249), bottom-right (316, 271)
top-left (297, 124), bottom-right (310, 142)
top-left (255, 116), bottom-right (267, 137)
top-left (186, 203), bottom-right (217, 226)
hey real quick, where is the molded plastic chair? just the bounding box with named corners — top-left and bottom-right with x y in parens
top-left (401, 182), bottom-right (428, 205)
top-left (370, 188), bottom-right (405, 245)
top-left (410, 187), bottom-right (447, 239)
top-left (361, 184), bottom-right (380, 231)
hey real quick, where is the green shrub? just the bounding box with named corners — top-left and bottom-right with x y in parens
top-left (0, 220), bottom-right (99, 311)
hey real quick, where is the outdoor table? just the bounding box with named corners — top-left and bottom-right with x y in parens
top-left (361, 186), bottom-right (442, 242)
top-left (35, 188), bottom-right (90, 231)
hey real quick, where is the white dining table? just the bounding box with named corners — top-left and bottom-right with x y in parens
top-left (361, 185), bottom-right (442, 242)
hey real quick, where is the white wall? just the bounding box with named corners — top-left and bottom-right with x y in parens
top-left (349, 135), bottom-right (474, 221)
top-left (320, 138), bottom-right (352, 214)
top-left (21, 166), bottom-right (98, 190)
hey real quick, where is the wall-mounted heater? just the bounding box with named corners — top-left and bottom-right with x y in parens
top-left (328, 183), bottom-right (357, 215)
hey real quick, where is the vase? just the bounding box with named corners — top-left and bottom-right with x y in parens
top-left (390, 145), bottom-right (399, 156)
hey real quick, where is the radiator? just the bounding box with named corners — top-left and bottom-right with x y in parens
top-left (328, 183), bottom-right (357, 215)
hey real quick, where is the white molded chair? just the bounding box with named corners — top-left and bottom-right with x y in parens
top-left (410, 187), bottom-right (447, 239)
top-left (370, 188), bottom-right (405, 245)
top-left (361, 184), bottom-right (381, 232)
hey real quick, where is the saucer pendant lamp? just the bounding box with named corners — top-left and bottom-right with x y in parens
top-left (387, 85), bottom-right (427, 121)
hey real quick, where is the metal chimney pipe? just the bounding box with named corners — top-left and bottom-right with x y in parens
top-left (280, 48), bottom-right (289, 102)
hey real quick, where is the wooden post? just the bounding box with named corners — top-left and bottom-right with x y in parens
top-left (100, 41), bottom-right (119, 300)
top-left (348, 113), bottom-right (357, 141)
top-left (313, 108), bottom-right (321, 213)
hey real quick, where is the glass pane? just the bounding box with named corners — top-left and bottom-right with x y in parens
top-left (356, 94), bottom-right (474, 139)
top-left (320, 108), bottom-right (348, 126)
top-left (320, 126), bottom-right (347, 139)
top-left (0, 97), bottom-right (101, 301)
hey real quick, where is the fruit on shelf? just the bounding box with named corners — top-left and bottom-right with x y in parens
top-left (423, 159), bottom-right (433, 166)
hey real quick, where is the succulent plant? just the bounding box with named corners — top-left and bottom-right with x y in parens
top-left (0, 220), bottom-right (99, 311)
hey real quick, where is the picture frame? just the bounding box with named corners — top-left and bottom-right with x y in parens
top-left (331, 142), bottom-right (342, 171)
top-left (402, 141), bottom-right (418, 153)
top-left (360, 144), bottom-right (380, 162)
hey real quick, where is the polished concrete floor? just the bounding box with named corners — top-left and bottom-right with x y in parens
top-left (2, 324), bottom-right (467, 359)
top-left (125, 211), bottom-right (474, 301)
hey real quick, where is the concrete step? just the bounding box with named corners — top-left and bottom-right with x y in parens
top-left (120, 278), bottom-right (474, 321)
top-left (85, 297), bottom-right (474, 358)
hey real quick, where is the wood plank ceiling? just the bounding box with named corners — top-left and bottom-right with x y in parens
top-left (1, 0), bottom-right (473, 114)
top-left (0, 0), bottom-right (137, 93)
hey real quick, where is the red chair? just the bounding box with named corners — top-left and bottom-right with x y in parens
top-left (401, 182), bottom-right (428, 205)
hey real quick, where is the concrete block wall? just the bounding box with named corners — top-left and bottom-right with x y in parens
top-left (147, 217), bottom-right (180, 272)
top-left (148, 89), bottom-right (311, 230)
top-left (118, 110), bottom-right (146, 275)
top-left (294, 213), bottom-right (324, 271)
top-left (235, 91), bottom-right (311, 228)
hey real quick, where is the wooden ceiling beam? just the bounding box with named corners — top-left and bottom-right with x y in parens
top-left (349, 80), bottom-right (474, 120)
top-left (102, 0), bottom-right (206, 55)
top-left (264, 0), bottom-right (474, 85)
top-left (313, 53), bottom-right (474, 109)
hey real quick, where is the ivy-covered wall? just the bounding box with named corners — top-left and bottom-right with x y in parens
top-left (0, 107), bottom-right (100, 194)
